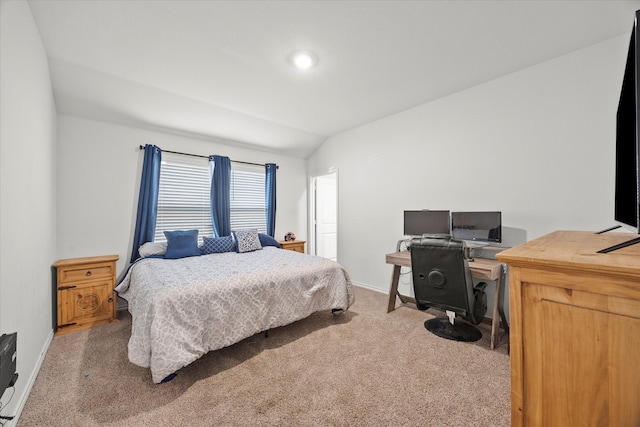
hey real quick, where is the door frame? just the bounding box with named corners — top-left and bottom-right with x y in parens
top-left (308, 169), bottom-right (338, 260)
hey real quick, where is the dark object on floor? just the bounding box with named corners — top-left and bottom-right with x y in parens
top-left (160, 372), bottom-right (177, 383)
top-left (0, 332), bottom-right (17, 398)
top-left (425, 318), bottom-right (482, 342)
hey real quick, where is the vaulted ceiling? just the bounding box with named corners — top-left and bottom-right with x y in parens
top-left (28, 0), bottom-right (640, 158)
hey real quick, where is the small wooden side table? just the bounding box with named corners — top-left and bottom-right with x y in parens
top-left (279, 240), bottom-right (306, 253)
top-left (53, 255), bottom-right (119, 335)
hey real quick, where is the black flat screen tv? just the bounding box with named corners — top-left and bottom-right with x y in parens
top-left (403, 210), bottom-right (450, 237)
top-left (451, 211), bottom-right (502, 244)
top-left (601, 10), bottom-right (640, 253)
top-left (615, 10), bottom-right (640, 234)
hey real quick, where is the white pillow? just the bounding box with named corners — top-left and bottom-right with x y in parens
top-left (139, 241), bottom-right (167, 257)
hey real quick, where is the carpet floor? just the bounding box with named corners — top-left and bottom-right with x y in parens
top-left (18, 286), bottom-right (510, 426)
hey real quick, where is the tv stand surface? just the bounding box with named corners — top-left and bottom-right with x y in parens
top-left (593, 225), bottom-right (640, 252)
top-left (597, 236), bottom-right (640, 253)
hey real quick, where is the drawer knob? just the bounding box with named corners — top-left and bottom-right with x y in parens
top-left (85, 271), bottom-right (92, 277)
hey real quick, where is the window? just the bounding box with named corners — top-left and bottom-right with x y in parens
top-left (154, 153), bottom-right (266, 242)
top-left (154, 152), bottom-right (212, 243)
top-left (230, 163), bottom-right (267, 234)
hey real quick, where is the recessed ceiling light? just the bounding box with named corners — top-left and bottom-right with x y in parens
top-left (289, 51), bottom-right (317, 70)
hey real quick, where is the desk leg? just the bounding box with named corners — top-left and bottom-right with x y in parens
top-left (490, 274), bottom-right (501, 350)
top-left (387, 265), bottom-right (401, 313)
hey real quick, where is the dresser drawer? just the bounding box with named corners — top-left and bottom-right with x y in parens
top-left (58, 263), bottom-right (115, 285)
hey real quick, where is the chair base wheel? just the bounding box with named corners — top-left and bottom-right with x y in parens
top-left (416, 302), bottom-right (429, 311)
top-left (424, 318), bottom-right (482, 342)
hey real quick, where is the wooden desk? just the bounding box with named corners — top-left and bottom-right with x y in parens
top-left (385, 250), bottom-right (506, 349)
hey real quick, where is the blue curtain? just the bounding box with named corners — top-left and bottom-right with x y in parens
top-left (130, 145), bottom-right (162, 262)
top-left (209, 155), bottom-right (231, 237)
top-left (265, 163), bottom-right (277, 237)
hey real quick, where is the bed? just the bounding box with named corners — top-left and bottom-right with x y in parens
top-left (115, 245), bottom-right (355, 383)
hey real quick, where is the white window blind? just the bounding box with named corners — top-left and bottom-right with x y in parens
top-left (230, 163), bottom-right (267, 233)
top-left (154, 152), bottom-right (212, 243)
top-left (154, 153), bottom-right (267, 242)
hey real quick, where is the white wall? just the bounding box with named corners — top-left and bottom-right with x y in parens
top-left (0, 0), bottom-right (57, 422)
top-left (56, 115), bottom-right (308, 277)
top-left (308, 35), bottom-right (628, 308)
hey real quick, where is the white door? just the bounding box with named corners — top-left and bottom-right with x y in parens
top-left (314, 173), bottom-right (337, 261)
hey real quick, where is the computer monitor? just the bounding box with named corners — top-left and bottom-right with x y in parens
top-left (403, 210), bottom-right (450, 237)
top-left (451, 211), bottom-right (502, 245)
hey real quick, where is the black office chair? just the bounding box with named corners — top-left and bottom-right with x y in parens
top-left (410, 236), bottom-right (488, 342)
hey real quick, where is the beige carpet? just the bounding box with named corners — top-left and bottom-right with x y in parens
top-left (18, 286), bottom-right (510, 426)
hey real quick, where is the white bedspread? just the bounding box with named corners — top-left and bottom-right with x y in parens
top-left (115, 247), bottom-right (355, 383)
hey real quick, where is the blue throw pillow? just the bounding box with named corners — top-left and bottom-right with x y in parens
top-left (164, 229), bottom-right (201, 259)
top-left (258, 233), bottom-right (281, 248)
top-left (200, 235), bottom-right (235, 254)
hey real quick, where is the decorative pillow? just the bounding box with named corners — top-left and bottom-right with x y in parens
top-left (200, 235), bottom-right (235, 255)
top-left (163, 229), bottom-right (201, 259)
top-left (138, 241), bottom-right (168, 257)
top-left (258, 233), bottom-right (281, 248)
top-left (232, 229), bottom-right (263, 253)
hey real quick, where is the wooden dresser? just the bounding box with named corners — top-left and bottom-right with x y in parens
top-left (496, 231), bottom-right (640, 427)
top-left (53, 255), bottom-right (119, 335)
top-left (279, 240), bottom-right (306, 253)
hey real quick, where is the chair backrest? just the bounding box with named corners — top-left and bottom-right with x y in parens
top-left (410, 236), bottom-right (482, 324)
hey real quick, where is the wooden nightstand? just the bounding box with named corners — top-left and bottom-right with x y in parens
top-left (53, 255), bottom-right (119, 335)
top-left (279, 240), bottom-right (306, 253)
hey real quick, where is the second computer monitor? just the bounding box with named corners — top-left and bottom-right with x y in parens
top-left (451, 211), bottom-right (502, 244)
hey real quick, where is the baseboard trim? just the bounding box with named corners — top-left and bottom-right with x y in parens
top-left (5, 329), bottom-right (54, 427)
top-left (351, 281), bottom-right (386, 294)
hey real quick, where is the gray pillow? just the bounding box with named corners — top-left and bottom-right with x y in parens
top-left (232, 229), bottom-right (263, 253)
top-left (138, 241), bottom-right (167, 257)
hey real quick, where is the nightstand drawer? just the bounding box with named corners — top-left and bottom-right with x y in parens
top-left (279, 240), bottom-right (306, 253)
top-left (58, 263), bottom-right (115, 284)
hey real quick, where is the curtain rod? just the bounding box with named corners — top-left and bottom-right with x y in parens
top-left (139, 145), bottom-right (278, 169)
